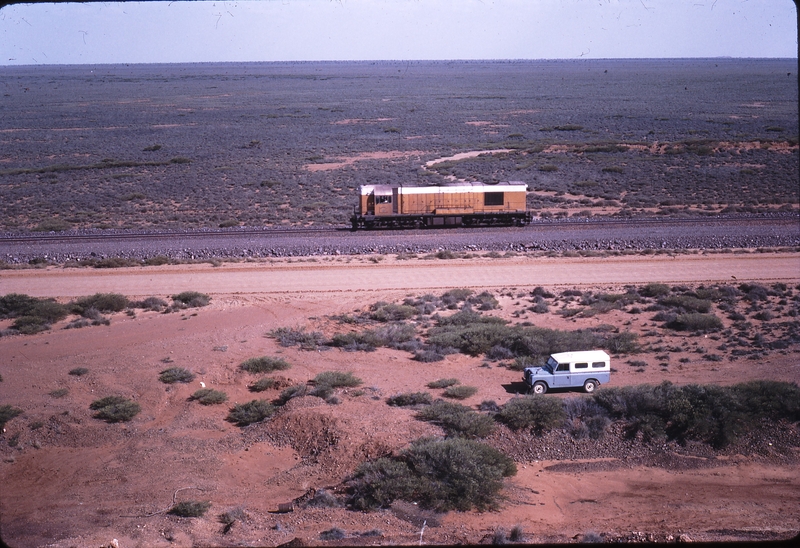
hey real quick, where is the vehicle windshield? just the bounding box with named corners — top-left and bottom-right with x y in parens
top-left (546, 356), bottom-right (558, 373)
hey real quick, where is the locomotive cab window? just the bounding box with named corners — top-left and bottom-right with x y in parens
top-left (375, 195), bottom-right (392, 204)
top-left (484, 192), bottom-right (504, 206)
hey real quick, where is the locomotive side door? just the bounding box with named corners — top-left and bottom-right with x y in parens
top-left (366, 193), bottom-right (375, 215)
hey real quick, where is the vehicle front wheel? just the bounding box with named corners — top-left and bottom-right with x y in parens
top-left (583, 380), bottom-right (598, 393)
top-left (532, 382), bottom-right (548, 395)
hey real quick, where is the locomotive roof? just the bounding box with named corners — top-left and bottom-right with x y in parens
top-left (359, 182), bottom-right (528, 195)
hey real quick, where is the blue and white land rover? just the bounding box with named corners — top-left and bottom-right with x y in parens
top-left (522, 350), bottom-right (611, 394)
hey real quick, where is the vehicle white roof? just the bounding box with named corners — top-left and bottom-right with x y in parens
top-left (359, 182), bottom-right (528, 196)
top-left (550, 350), bottom-right (610, 364)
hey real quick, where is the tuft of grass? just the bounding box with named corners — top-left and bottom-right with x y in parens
top-left (159, 367), bottom-right (195, 384)
top-left (248, 378), bottom-right (276, 392)
top-left (168, 500), bottom-right (211, 518)
top-left (89, 396), bottom-right (141, 422)
top-left (427, 378), bottom-right (460, 389)
top-left (313, 370), bottom-right (362, 388)
top-left (226, 400), bottom-right (275, 426)
top-left (239, 356), bottom-right (291, 374)
top-left (268, 326), bottom-right (326, 350)
top-left (387, 392), bottom-right (433, 407)
top-left (189, 388), bottom-right (228, 405)
top-left (0, 405), bottom-right (24, 429)
top-left (49, 388), bottom-right (69, 398)
top-left (319, 528), bottom-right (346, 541)
top-left (171, 291), bottom-right (210, 308)
top-left (68, 367), bottom-right (89, 376)
top-left (443, 385), bottom-right (478, 400)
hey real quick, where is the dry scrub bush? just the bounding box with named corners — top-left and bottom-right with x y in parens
top-left (159, 367), bottom-right (195, 384)
top-left (416, 399), bottom-right (495, 439)
top-left (443, 385), bottom-right (478, 400)
top-left (226, 400), bottom-right (275, 426)
top-left (347, 437), bottom-right (516, 512)
top-left (0, 405), bottom-right (23, 429)
top-left (239, 356), bottom-right (291, 374)
top-left (497, 396), bottom-right (566, 434)
top-left (387, 392), bottom-right (433, 407)
top-left (89, 396), bottom-right (141, 423)
top-left (248, 378), bottom-right (276, 392)
top-left (189, 389), bottom-right (229, 405)
top-left (171, 291), bottom-right (210, 308)
top-left (168, 501), bottom-right (211, 518)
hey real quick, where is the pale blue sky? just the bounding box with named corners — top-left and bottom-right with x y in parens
top-left (0, 0), bottom-right (796, 65)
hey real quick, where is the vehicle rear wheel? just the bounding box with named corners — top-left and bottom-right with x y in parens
top-left (532, 382), bottom-right (548, 395)
top-left (583, 380), bottom-right (598, 393)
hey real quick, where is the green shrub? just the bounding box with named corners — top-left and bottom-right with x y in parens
top-left (441, 289), bottom-right (473, 308)
top-left (226, 400), bottom-right (275, 426)
top-left (666, 313), bottom-right (723, 331)
top-left (427, 378), bottom-right (460, 389)
top-left (0, 405), bottom-right (23, 429)
top-left (172, 291), bottom-right (210, 307)
top-left (497, 396), bottom-right (566, 434)
top-left (159, 367), bottom-right (195, 384)
top-left (268, 326), bottom-right (325, 350)
top-left (276, 384), bottom-right (310, 405)
top-left (72, 293), bottom-right (129, 313)
top-left (468, 291), bottom-right (499, 311)
top-left (130, 296), bottom-right (168, 311)
top-left (369, 302), bottom-right (417, 322)
top-left (347, 437), bottom-right (516, 512)
top-left (49, 388), bottom-right (69, 398)
top-left (189, 388), bottom-right (228, 405)
top-left (239, 356), bottom-right (291, 373)
top-left (313, 371), bottom-right (362, 388)
top-left (659, 295), bottom-right (712, 313)
top-left (416, 399), bottom-right (495, 439)
top-left (387, 392), bottom-right (433, 407)
top-left (0, 293), bottom-right (40, 318)
top-left (168, 500), bottom-right (211, 518)
top-left (443, 385), bottom-right (478, 400)
top-left (89, 396), bottom-right (141, 422)
top-left (319, 528), bottom-right (346, 541)
top-left (2, 295), bottom-right (70, 333)
top-left (602, 331), bottom-right (640, 354)
top-left (248, 378), bottom-right (276, 392)
top-left (68, 367), bottom-right (89, 376)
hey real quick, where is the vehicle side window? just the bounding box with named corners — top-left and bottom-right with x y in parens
top-left (591, 361), bottom-right (607, 368)
top-left (484, 192), bottom-right (504, 206)
top-left (556, 363), bottom-right (570, 372)
top-left (574, 362), bottom-right (588, 369)
top-left (376, 196), bottom-right (392, 204)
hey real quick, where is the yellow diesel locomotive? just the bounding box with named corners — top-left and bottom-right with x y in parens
top-left (351, 181), bottom-right (531, 229)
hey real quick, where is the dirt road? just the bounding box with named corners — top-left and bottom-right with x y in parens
top-left (2, 253), bottom-right (798, 298)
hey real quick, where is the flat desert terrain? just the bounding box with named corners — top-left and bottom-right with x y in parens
top-left (1, 253), bottom-right (799, 546)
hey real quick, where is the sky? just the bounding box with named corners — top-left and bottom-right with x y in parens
top-left (0, 0), bottom-right (797, 65)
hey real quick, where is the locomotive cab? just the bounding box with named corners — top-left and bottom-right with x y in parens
top-left (359, 185), bottom-right (395, 217)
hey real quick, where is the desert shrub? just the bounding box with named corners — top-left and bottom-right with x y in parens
top-left (369, 301), bottom-right (417, 322)
top-left (189, 388), bottom-right (228, 405)
top-left (413, 349), bottom-right (446, 362)
top-left (172, 291), bottom-right (210, 308)
top-left (89, 396), bottom-right (141, 422)
top-left (268, 326), bottom-right (326, 350)
top-left (416, 399), bottom-right (495, 439)
top-left (168, 500), bottom-right (211, 518)
top-left (497, 396), bottom-right (566, 434)
top-left (159, 367), bottom-right (195, 384)
top-left (443, 385), bottom-right (478, 400)
top-left (0, 405), bottom-right (23, 429)
top-left (638, 283), bottom-right (669, 297)
top-left (130, 296), bottom-right (168, 311)
top-left (248, 378), bottom-right (276, 392)
top-left (68, 367), bottom-right (89, 376)
top-left (427, 378), bottom-right (460, 389)
top-left (313, 370), bottom-right (362, 389)
top-left (603, 331), bottom-right (640, 354)
top-left (239, 356), bottom-right (291, 373)
top-left (666, 313), bottom-right (723, 331)
top-left (468, 291), bottom-right (499, 311)
top-left (509, 525), bottom-right (525, 542)
top-left (319, 528), bottom-right (346, 541)
top-left (226, 400), bottom-right (275, 426)
top-left (8, 296), bottom-right (70, 333)
top-left (331, 324), bottom-right (415, 351)
top-left (564, 397), bottom-right (610, 439)
top-left (49, 388), bottom-right (69, 398)
top-left (486, 344), bottom-right (515, 360)
top-left (441, 288), bottom-right (473, 308)
top-left (659, 295), bottom-right (711, 313)
top-left (387, 392), bottom-right (433, 407)
top-left (330, 330), bottom-right (379, 351)
top-left (0, 293), bottom-right (40, 318)
top-left (276, 384), bottom-right (310, 405)
top-left (347, 437), bottom-right (516, 512)
top-left (303, 489), bottom-right (341, 509)
top-left (71, 293), bottom-right (129, 313)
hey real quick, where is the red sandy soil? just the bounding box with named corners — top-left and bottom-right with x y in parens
top-left (1, 254), bottom-right (799, 546)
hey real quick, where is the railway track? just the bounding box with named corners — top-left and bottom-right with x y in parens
top-left (0, 214), bottom-right (795, 244)
top-left (0, 214), bottom-right (797, 263)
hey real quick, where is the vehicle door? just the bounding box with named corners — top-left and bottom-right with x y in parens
top-left (552, 362), bottom-right (571, 387)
